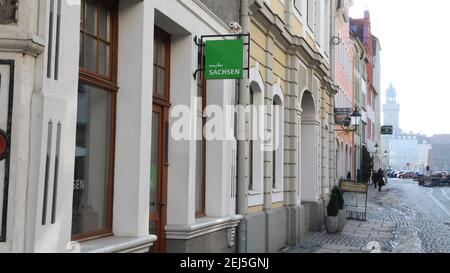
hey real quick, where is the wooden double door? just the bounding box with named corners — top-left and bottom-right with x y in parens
top-left (150, 103), bottom-right (169, 252)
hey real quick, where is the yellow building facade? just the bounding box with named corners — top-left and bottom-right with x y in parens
top-left (242, 0), bottom-right (338, 252)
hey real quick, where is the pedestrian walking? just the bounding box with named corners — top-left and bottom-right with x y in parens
top-left (347, 171), bottom-right (352, 181)
top-left (377, 168), bottom-right (385, 192)
top-left (357, 169), bottom-right (362, 183)
top-left (372, 170), bottom-right (378, 189)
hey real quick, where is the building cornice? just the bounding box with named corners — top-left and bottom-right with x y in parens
top-left (165, 215), bottom-right (243, 240)
top-left (0, 32), bottom-right (44, 57)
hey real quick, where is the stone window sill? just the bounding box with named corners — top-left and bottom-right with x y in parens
top-left (0, 243), bottom-right (8, 253)
top-left (72, 235), bottom-right (157, 253)
top-left (165, 215), bottom-right (243, 240)
top-left (249, 190), bottom-right (262, 196)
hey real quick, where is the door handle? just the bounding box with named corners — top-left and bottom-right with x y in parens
top-left (159, 202), bottom-right (165, 208)
top-left (165, 122), bottom-right (169, 166)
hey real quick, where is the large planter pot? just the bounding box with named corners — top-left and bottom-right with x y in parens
top-left (337, 209), bottom-right (347, 232)
top-left (325, 216), bottom-right (339, 234)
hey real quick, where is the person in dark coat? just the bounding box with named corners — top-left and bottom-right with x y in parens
top-left (357, 169), bottom-right (362, 183)
top-left (347, 171), bottom-right (352, 180)
top-left (377, 169), bottom-right (385, 191)
top-left (372, 170), bottom-right (378, 188)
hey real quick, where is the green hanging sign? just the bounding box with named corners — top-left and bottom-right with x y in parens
top-left (381, 126), bottom-right (393, 135)
top-left (205, 39), bottom-right (244, 80)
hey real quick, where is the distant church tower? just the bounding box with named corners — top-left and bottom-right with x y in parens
top-left (383, 84), bottom-right (401, 134)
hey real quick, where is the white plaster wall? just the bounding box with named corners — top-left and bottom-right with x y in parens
top-left (25, 0), bottom-right (80, 252)
top-left (114, 0), bottom-right (154, 237)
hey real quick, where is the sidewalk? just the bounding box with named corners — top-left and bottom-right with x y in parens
top-left (288, 183), bottom-right (400, 253)
top-left (289, 218), bottom-right (396, 253)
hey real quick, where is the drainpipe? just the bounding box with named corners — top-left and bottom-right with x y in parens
top-left (237, 0), bottom-right (250, 253)
top-left (330, 0), bottom-right (337, 186)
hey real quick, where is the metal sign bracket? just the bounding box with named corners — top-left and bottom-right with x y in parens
top-left (193, 33), bottom-right (251, 80)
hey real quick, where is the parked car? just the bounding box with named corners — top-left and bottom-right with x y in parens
top-left (397, 171), bottom-right (406, 178)
top-left (414, 172), bottom-right (424, 181)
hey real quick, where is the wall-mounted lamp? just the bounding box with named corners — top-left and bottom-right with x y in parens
top-left (331, 36), bottom-right (341, 46)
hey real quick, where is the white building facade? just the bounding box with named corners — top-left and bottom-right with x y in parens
top-left (1, 0), bottom-right (245, 253)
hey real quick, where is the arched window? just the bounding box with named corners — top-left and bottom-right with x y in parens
top-left (248, 65), bottom-right (265, 207)
top-left (271, 83), bottom-right (284, 204)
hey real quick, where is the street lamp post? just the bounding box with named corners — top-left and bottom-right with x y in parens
top-left (383, 150), bottom-right (389, 181)
top-left (375, 143), bottom-right (379, 170)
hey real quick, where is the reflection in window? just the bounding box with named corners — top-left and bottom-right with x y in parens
top-left (72, 84), bottom-right (112, 236)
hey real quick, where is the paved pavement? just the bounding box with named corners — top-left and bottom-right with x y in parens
top-left (288, 179), bottom-right (450, 253)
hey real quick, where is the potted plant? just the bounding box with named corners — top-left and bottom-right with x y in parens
top-left (325, 189), bottom-right (339, 234)
top-left (334, 186), bottom-right (346, 232)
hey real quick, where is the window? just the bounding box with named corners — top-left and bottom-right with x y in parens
top-left (294, 0), bottom-right (302, 15)
top-left (79, 0), bottom-right (115, 79)
top-left (272, 102), bottom-right (277, 189)
top-left (72, 0), bottom-right (117, 240)
top-left (153, 28), bottom-right (171, 100)
top-left (307, 0), bottom-right (315, 30)
top-left (314, 0), bottom-right (321, 41)
top-left (0, 60), bottom-right (13, 243)
top-left (249, 91), bottom-right (254, 191)
top-left (272, 95), bottom-right (283, 191)
top-left (372, 124), bottom-right (376, 140)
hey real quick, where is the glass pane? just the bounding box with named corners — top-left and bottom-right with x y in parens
top-left (72, 84), bottom-right (112, 236)
top-left (98, 42), bottom-right (110, 77)
top-left (79, 33), bottom-right (84, 67)
top-left (84, 35), bottom-right (97, 72)
top-left (273, 149), bottom-right (276, 189)
top-left (249, 140), bottom-right (253, 191)
top-left (98, 7), bottom-right (111, 41)
top-left (156, 38), bottom-right (166, 67)
top-left (80, 0), bottom-right (85, 29)
top-left (150, 112), bottom-right (160, 215)
top-left (149, 221), bottom-right (157, 240)
top-left (153, 67), bottom-right (165, 96)
top-left (86, 0), bottom-right (96, 35)
top-left (153, 36), bottom-right (158, 66)
top-left (195, 135), bottom-right (204, 215)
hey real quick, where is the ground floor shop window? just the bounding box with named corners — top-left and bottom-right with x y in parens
top-left (72, 83), bottom-right (114, 239)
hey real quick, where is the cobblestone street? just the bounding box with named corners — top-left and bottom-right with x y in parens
top-left (289, 179), bottom-right (450, 253)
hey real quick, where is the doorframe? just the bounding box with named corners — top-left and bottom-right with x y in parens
top-left (150, 26), bottom-right (171, 252)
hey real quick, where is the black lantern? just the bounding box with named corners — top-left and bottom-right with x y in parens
top-left (350, 106), bottom-right (362, 128)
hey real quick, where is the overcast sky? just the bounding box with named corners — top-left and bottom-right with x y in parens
top-left (350, 0), bottom-right (450, 136)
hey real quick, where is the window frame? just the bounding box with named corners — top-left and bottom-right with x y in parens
top-left (153, 27), bottom-right (172, 104)
top-left (79, 0), bottom-right (118, 85)
top-left (294, 0), bottom-right (302, 15)
top-left (306, 0), bottom-right (315, 31)
top-left (72, 0), bottom-right (118, 242)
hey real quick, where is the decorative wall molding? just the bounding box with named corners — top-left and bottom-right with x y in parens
top-left (0, 32), bottom-right (45, 56)
top-left (165, 215), bottom-right (243, 240)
